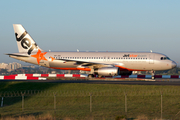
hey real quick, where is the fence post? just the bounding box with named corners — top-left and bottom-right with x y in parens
top-left (54, 92), bottom-right (56, 110)
top-left (124, 92), bottom-right (127, 115)
top-left (1, 97), bottom-right (3, 107)
top-left (90, 93), bottom-right (92, 112)
top-left (161, 91), bottom-right (163, 120)
top-left (21, 92), bottom-right (25, 111)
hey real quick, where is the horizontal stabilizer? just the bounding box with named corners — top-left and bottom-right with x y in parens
top-left (6, 53), bottom-right (30, 57)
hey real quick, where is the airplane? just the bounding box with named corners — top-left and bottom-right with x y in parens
top-left (6, 24), bottom-right (177, 79)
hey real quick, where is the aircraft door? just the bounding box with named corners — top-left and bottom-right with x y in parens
top-left (149, 54), bottom-right (154, 64)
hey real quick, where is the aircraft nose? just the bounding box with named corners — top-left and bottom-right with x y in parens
top-left (172, 61), bottom-right (177, 68)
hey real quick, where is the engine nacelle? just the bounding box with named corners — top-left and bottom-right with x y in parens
top-left (94, 67), bottom-right (120, 76)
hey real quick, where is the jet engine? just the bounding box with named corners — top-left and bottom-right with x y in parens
top-left (94, 67), bottom-right (120, 76)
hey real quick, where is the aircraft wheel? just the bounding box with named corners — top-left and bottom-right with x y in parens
top-left (88, 74), bottom-right (94, 78)
top-left (98, 75), bottom-right (103, 78)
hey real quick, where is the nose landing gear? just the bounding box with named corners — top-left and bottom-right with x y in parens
top-left (151, 71), bottom-right (155, 79)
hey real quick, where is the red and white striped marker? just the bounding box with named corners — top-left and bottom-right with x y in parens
top-left (9, 74), bottom-right (87, 78)
top-left (0, 76), bottom-right (46, 80)
top-left (2, 74), bottom-right (180, 80)
top-left (109, 75), bottom-right (180, 79)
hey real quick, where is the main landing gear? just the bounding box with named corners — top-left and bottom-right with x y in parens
top-left (151, 71), bottom-right (155, 79)
top-left (88, 74), bottom-right (103, 78)
top-left (88, 74), bottom-right (94, 78)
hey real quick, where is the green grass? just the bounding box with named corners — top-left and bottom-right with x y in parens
top-left (0, 81), bottom-right (180, 119)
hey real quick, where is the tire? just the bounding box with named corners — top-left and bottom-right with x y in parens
top-left (88, 74), bottom-right (94, 78)
top-left (98, 75), bottom-right (103, 78)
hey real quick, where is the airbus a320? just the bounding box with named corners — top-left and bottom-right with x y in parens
top-left (7, 24), bottom-right (177, 79)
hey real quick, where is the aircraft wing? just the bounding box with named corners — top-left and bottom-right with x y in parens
top-left (57, 59), bottom-right (114, 68)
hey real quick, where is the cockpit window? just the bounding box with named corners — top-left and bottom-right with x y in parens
top-left (160, 57), bottom-right (170, 60)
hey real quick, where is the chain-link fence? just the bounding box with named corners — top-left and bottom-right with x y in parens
top-left (0, 90), bottom-right (180, 119)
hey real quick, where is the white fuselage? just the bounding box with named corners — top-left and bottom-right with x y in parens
top-left (9, 51), bottom-right (176, 72)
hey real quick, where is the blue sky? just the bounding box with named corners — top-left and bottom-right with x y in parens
top-left (1, 0), bottom-right (180, 65)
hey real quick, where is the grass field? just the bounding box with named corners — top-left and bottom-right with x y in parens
top-left (0, 81), bottom-right (180, 119)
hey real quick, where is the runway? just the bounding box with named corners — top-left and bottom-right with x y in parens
top-left (1, 78), bottom-right (180, 85)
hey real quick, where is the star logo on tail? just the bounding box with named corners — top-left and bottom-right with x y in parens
top-left (31, 49), bottom-right (47, 64)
